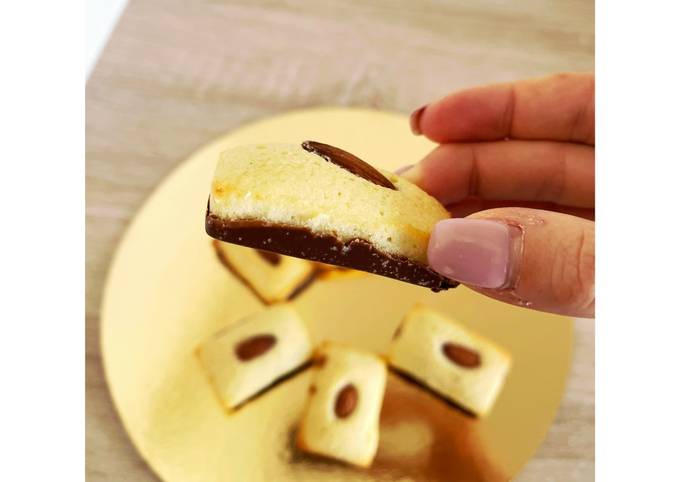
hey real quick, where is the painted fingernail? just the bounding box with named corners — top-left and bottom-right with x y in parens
top-left (409, 105), bottom-right (427, 135)
top-left (394, 164), bottom-right (414, 175)
top-left (427, 219), bottom-right (521, 289)
top-left (397, 163), bottom-right (423, 183)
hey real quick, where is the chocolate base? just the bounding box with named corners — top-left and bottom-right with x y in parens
top-left (229, 360), bottom-right (312, 413)
top-left (197, 346), bottom-right (313, 415)
top-left (389, 368), bottom-right (478, 418)
top-left (206, 212), bottom-right (458, 292)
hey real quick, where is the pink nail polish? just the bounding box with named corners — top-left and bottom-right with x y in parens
top-left (427, 219), bottom-right (520, 289)
top-left (409, 105), bottom-right (427, 135)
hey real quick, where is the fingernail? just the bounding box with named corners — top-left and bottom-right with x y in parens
top-left (428, 219), bottom-right (521, 289)
top-left (397, 163), bottom-right (423, 183)
top-left (409, 105), bottom-right (427, 135)
top-left (394, 164), bottom-right (414, 175)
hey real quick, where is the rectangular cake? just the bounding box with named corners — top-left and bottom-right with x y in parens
top-left (387, 305), bottom-right (511, 416)
top-left (213, 240), bottom-right (316, 304)
top-left (296, 342), bottom-right (387, 467)
top-left (205, 142), bottom-right (457, 291)
top-left (197, 304), bottom-right (312, 412)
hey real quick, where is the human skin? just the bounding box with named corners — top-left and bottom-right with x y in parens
top-left (403, 73), bottom-right (595, 318)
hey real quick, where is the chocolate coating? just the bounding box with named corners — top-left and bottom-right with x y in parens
top-left (206, 213), bottom-right (457, 292)
top-left (230, 361), bottom-right (312, 412)
top-left (389, 368), bottom-right (477, 418)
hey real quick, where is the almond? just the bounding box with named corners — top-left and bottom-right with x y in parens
top-left (335, 383), bottom-right (358, 418)
top-left (302, 140), bottom-right (396, 190)
top-left (442, 342), bottom-right (481, 368)
top-left (235, 334), bottom-right (276, 361)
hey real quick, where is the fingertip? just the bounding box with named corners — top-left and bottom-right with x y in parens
top-left (466, 207), bottom-right (595, 317)
top-left (401, 144), bottom-right (474, 206)
top-left (415, 99), bottom-right (450, 142)
top-left (419, 84), bottom-right (514, 143)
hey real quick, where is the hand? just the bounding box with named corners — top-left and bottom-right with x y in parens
top-left (403, 73), bottom-right (594, 318)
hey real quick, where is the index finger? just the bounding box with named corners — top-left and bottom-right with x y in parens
top-left (411, 73), bottom-right (595, 145)
top-left (402, 139), bottom-right (595, 208)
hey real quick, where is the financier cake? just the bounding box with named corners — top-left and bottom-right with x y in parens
top-left (388, 305), bottom-right (511, 417)
top-left (212, 240), bottom-right (317, 304)
top-left (205, 141), bottom-right (457, 291)
top-left (296, 342), bottom-right (387, 467)
top-left (196, 304), bottom-right (312, 413)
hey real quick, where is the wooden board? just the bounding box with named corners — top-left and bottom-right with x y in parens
top-left (86, 1), bottom-right (594, 480)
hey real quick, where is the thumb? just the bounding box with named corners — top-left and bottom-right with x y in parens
top-left (427, 208), bottom-right (594, 317)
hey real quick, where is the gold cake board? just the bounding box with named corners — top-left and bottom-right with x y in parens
top-left (101, 108), bottom-right (573, 482)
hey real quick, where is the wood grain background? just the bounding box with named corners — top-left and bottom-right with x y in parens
top-left (86, 1), bottom-right (594, 480)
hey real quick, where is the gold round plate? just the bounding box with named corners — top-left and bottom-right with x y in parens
top-left (101, 108), bottom-right (573, 482)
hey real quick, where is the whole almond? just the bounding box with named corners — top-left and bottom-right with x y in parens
top-left (442, 342), bottom-right (481, 368)
top-left (301, 140), bottom-right (396, 190)
top-left (235, 334), bottom-right (276, 361)
top-left (335, 383), bottom-right (358, 418)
